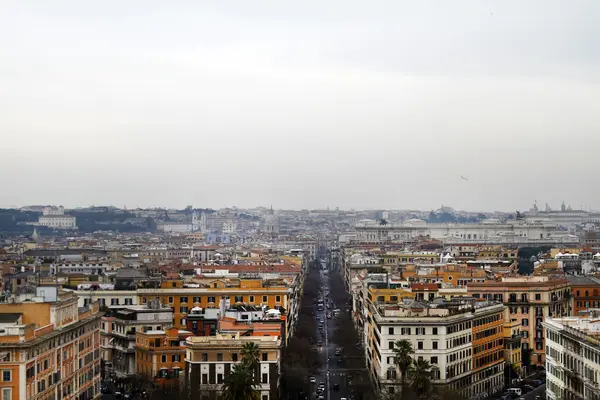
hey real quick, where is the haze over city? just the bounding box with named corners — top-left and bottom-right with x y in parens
top-left (2, 0), bottom-right (600, 210)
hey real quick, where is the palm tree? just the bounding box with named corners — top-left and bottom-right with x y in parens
top-left (410, 358), bottom-right (435, 397)
top-left (241, 341), bottom-right (261, 370)
top-left (392, 340), bottom-right (413, 391)
top-left (222, 363), bottom-right (260, 400)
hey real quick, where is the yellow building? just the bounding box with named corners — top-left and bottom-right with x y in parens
top-left (503, 319), bottom-right (523, 376)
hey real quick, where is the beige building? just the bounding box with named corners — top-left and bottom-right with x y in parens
top-left (0, 287), bottom-right (101, 400)
top-left (468, 276), bottom-right (571, 366)
top-left (184, 334), bottom-right (282, 400)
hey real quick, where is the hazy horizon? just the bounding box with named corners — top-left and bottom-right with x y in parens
top-left (2, 1), bottom-right (599, 211)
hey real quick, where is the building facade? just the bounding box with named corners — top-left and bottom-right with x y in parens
top-left (367, 298), bottom-right (505, 399)
top-left (468, 276), bottom-right (571, 366)
top-left (101, 303), bottom-right (174, 377)
top-left (544, 314), bottom-right (600, 400)
top-left (184, 334), bottom-right (282, 400)
top-left (0, 288), bottom-right (101, 400)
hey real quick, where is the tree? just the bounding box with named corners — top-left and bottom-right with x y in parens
top-left (410, 358), bottom-right (435, 397)
top-left (241, 341), bottom-right (260, 370)
top-left (392, 340), bottom-right (413, 391)
top-left (222, 363), bottom-right (260, 400)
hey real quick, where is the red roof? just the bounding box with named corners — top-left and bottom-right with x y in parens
top-left (411, 283), bottom-right (439, 291)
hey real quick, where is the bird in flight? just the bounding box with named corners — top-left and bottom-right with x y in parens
top-left (460, 175), bottom-right (469, 181)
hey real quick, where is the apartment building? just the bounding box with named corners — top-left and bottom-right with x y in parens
top-left (136, 277), bottom-right (301, 343)
top-left (135, 327), bottom-right (192, 385)
top-left (471, 302), bottom-right (505, 398)
top-left (101, 302), bottom-right (174, 377)
top-left (566, 275), bottom-right (600, 315)
top-left (503, 319), bottom-right (523, 377)
top-left (366, 297), bottom-right (505, 399)
top-left (184, 334), bottom-right (282, 400)
top-left (543, 313), bottom-right (600, 400)
top-left (71, 289), bottom-right (138, 309)
top-left (0, 287), bottom-right (101, 400)
top-left (468, 276), bottom-right (571, 366)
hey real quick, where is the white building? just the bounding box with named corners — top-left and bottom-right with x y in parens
top-left (354, 219), bottom-right (578, 245)
top-left (158, 222), bottom-right (193, 234)
top-left (35, 206), bottom-right (77, 229)
top-left (368, 299), bottom-right (505, 399)
top-left (69, 289), bottom-right (138, 308)
top-left (543, 313), bottom-right (600, 400)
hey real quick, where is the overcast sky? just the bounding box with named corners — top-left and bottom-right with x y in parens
top-left (1, 1), bottom-right (599, 212)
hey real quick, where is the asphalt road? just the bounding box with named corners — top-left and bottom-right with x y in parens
top-left (310, 269), bottom-right (350, 400)
top-left (522, 384), bottom-right (545, 399)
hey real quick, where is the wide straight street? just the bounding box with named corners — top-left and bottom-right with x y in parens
top-left (311, 265), bottom-right (350, 400)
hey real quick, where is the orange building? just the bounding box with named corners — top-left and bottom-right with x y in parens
top-left (0, 287), bottom-right (101, 400)
top-left (137, 277), bottom-right (301, 341)
top-left (566, 275), bottom-right (600, 315)
top-left (468, 276), bottom-right (571, 366)
top-left (135, 327), bottom-right (192, 386)
top-left (471, 303), bottom-right (505, 397)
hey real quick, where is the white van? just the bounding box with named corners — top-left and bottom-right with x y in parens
top-left (507, 388), bottom-right (522, 396)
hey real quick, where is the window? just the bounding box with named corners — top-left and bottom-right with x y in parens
top-left (193, 296), bottom-right (201, 303)
top-left (401, 328), bottom-right (411, 335)
top-left (432, 328), bottom-right (438, 335)
top-left (431, 356), bottom-right (438, 364)
top-left (388, 327), bottom-right (394, 335)
top-left (124, 298), bottom-right (133, 305)
top-left (110, 298), bottom-right (119, 305)
top-left (263, 296), bottom-right (268, 303)
top-left (390, 296), bottom-right (398, 302)
top-left (172, 355), bottom-right (181, 362)
top-left (522, 319), bottom-right (529, 327)
top-left (535, 294), bottom-right (541, 301)
top-left (235, 296), bottom-right (243, 303)
top-left (432, 341), bottom-right (438, 350)
top-left (388, 342), bottom-right (394, 350)
top-left (208, 296), bottom-right (216, 303)
top-left (168, 297), bottom-right (174, 304)
top-left (180, 318), bottom-right (186, 326)
top-left (217, 374), bottom-right (223, 384)
top-left (2, 388), bottom-right (11, 400)
top-left (249, 295), bottom-right (255, 303)
top-left (262, 353), bottom-right (268, 361)
top-left (262, 373), bottom-right (268, 384)
top-left (162, 355), bottom-right (167, 363)
top-left (386, 369), bottom-right (397, 380)
top-left (275, 296), bottom-right (281, 302)
top-left (417, 342), bottom-right (423, 350)
top-left (202, 374), bottom-right (208, 384)
top-left (180, 307), bottom-right (188, 313)
top-left (217, 353), bottom-right (223, 361)
top-left (202, 353), bottom-right (208, 362)
top-left (1, 370), bottom-right (10, 382)
top-left (232, 353), bottom-right (238, 362)
top-left (263, 396), bottom-right (269, 400)
top-left (180, 297), bottom-right (188, 303)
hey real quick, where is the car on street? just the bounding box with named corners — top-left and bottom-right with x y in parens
top-left (317, 341), bottom-right (323, 346)
top-left (309, 377), bottom-right (316, 383)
